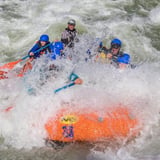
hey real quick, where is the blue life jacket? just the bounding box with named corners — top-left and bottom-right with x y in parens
top-left (117, 53), bottom-right (130, 64)
top-left (50, 41), bottom-right (64, 60)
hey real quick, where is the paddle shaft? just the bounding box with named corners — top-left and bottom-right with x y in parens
top-left (54, 82), bottom-right (75, 93)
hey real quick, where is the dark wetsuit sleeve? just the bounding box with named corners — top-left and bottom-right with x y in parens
top-left (61, 38), bottom-right (69, 46)
top-left (61, 30), bottom-right (69, 46)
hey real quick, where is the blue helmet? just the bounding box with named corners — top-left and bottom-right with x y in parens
top-left (117, 54), bottom-right (130, 64)
top-left (39, 34), bottom-right (49, 42)
top-left (111, 38), bottom-right (122, 48)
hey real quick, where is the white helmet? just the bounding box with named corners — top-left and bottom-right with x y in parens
top-left (68, 19), bottom-right (76, 25)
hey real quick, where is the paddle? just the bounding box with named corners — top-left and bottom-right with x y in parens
top-left (54, 73), bottom-right (83, 94)
top-left (54, 82), bottom-right (75, 93)
top-left (4, 106), bottom-right (13, 112)
top-left (0, 42), bottom-right (52, 70)
top-left (0, 106), bottom-right (13, 113)
top-left (0, 55), bottom-right (29, 70)
top-left (54, 72), bottom-right (82, 94)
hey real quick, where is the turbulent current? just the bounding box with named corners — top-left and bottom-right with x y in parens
top-left (0, 0), bottom-right (160, 160)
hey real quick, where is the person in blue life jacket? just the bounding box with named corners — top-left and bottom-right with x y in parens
top-left (19, 34), bottom-right (52, 75)
top-left (97, 38), bottom-right (131, 68)
top-left (28, 34), bottom-right (52, 59)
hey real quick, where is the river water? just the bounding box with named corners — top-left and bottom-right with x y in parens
top-left (0, 0), bottom-right (160, 160)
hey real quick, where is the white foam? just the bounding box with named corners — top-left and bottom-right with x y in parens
top-left (149, 6), bottom-right (160, 24)
top-left (0, 1), bottom-right (160, 159)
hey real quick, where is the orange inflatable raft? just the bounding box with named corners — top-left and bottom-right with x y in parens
top-left (45, 107), bottom-right (139, 142)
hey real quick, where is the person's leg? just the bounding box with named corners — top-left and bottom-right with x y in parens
top-left (18, 58), bottom-right (33, 76)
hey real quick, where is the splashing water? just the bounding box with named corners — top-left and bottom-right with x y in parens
top-left (0, 0), bottom-right (160, 160)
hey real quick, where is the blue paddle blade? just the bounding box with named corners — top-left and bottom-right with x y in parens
top-left (69, 73), bottom-right (79, 81)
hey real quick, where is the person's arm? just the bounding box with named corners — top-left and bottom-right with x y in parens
top-left (28, 43), bottom-right (39, 58)
top-left (74, 30), bottom-right (79, 42)
top-left (61, 30), bottom-right (69, 46)
top-left (61, 38), bottom-right (69, 46)
top-left (98, 47), bottom-right (111, 59)
top-left (105, 49), bottom-right (114, 59)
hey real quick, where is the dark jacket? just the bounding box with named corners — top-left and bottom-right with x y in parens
top-left (61, 28), bottom-right (79, 48)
